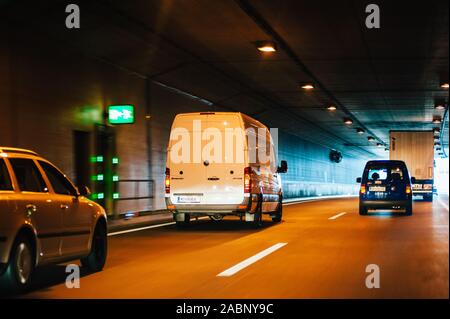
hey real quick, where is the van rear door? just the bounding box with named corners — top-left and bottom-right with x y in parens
top-left (203, 114), bottom-right (246, 205)
top-left (168, 114), bottom-right (207, 204)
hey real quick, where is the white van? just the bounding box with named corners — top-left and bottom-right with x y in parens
top-left (165, 112), bottom-right (287, 227)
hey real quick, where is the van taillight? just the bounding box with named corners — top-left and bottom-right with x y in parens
top-left (360, 185), bottom-right (366, 194)
top-left (406, 185), bottom-right (411, 194)
top-left (165, 168), bottom-right (170, 194)
top-left (244, 167), bottom-right (252, 193)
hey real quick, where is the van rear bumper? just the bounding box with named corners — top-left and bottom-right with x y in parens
top-left (361, 200), bottom-right (410, 209)
top-left (166, 195), bottom-right (256, 214)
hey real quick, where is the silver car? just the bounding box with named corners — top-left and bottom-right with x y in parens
top-left (0, 147), bottom-right (108, 293)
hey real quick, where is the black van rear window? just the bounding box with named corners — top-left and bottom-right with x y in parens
top-left (366, 164), bottom-right (406, 181)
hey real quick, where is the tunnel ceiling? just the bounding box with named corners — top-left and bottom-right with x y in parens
top-left (2, 0), bottom-right (449, 159)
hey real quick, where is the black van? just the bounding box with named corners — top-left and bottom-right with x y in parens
top-left (356, 160), bottom-right (415, 215)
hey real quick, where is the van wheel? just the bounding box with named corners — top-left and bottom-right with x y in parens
top-left (81, 222), bottom-right (107, 272)
top-left (271, 197), bottom-right (283, 223)
top-left (0, 235), bottom-right (34, 294)
top-left (359, 206), bottom-right (368, 215)
top-left (176, 214), bottom-right (191, 228)
top-left (405, 202), bottom-right (413, 216)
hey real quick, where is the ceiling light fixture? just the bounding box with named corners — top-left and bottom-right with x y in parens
top-left (433, 128), bottom-right (441, 134)
top-left (255, 41), bottom-right (277, 53)
top-left (432, 117), bottom-right (442, 124)
top-left (343, 118), bottom-right (353, 125)
top-left (367, 136), bottom-right (375, 142)
top-left (356, 128), bottom-right (365, 134)
top-left (377, 143), bottom-right (383, 148)
top-left (327, 105), bottom-right (337, 111)
top-left (441, 82), bottom-right (449, 89)
top-left (300, 83), bottom-right (315, 90)
top-left (434, 100), bottom-right (446, 110)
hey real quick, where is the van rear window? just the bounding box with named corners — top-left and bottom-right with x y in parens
top-left (366, 165), bottom-right (405, 181)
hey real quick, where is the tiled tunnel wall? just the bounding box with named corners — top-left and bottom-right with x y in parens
top-left (278, 132), bottom-right (365, 199)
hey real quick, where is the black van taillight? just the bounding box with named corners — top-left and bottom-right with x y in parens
top-left (165, 168), bottom-right (170, 194)
top-left (244, 167), bottom-right (252, 193)
top-left (360, 184), bottom-right (366, 194)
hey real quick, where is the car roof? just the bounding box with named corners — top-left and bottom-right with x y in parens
top-left (0, 147), bottom-right (39, 156)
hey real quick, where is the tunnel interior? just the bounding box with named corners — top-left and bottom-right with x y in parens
top-left (0, 0), bottom-right (448, 215)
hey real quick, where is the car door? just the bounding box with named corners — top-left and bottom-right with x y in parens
top-left (38, 160), bottom-right (91, 257)
top-left (8, 157), bottom-right (62, 260)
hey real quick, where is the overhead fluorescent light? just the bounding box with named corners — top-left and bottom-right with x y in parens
top-left (432, 117), bottom-right (442, 124)
top-left (255, 41), bottom-right (277, 52)
top-left (434, 99), bottom-right (446, 110)
top-left (300, 83), bottom-right (315, 90)
top-left (327, 105), bottom-right (337, 111)
top-left (343, 118), bottom-right (353, 125)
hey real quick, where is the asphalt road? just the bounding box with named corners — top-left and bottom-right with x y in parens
top-left (23, 195), bottom-right (449, 299)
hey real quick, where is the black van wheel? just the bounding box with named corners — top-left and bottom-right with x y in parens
top-left (81, 222), bottom-right (107, 272)
top-left (359, 205), bottom-right (368, 215)
top-left (271, 197), bottom-right (283, 223)
top-left (405, 202), bottom-right (413, 216)
top-left (0, 235), bottom-right (35, 294)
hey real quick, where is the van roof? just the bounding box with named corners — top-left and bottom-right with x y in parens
top-left (175, 111), bottom-right (242, 117)
top-left (174, 112), bottom-right (267, 128)
top-left (0, 147), bottom-right (39, 156)
top-left (366, 160), bottom-right (406, 166)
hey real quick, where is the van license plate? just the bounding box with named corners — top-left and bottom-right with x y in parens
top-left (369, 186), bottom-right (386, 192)
top-left (177, 195), bottom-right (202, 203)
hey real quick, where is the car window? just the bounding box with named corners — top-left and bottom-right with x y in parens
top-left (39, 161), bottom-right (77, 196)
top-left (9, 158), bottom-right (48, 192)
top-left (0, 159), bottom-right (13, 191)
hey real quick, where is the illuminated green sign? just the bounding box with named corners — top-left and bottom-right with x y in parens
top-left (108, 105), bottom-right (135, 124)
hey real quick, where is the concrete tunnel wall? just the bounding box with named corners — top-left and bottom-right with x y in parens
top-left (0, 26), bottom-right (365, 215)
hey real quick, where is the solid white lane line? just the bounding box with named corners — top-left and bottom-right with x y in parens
top-left (108, 222), bottom-right (176, 236)
top-left (217, 243), bottom-right (287, 277)
top-left (437, 198), bottom-right (449, 211)
top-left (328, 212), bottom-right (347, 220)
top-left (108, 216), bottom-right (210, 236)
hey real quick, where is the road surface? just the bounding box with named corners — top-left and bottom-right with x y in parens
top-left (23, 195), bottom-right (449, 298)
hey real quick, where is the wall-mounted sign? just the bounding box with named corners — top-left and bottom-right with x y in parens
top-left (108, 105), bottom-right (135, 124)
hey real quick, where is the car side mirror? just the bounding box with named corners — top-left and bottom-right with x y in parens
top-left (411, 177), bottom-right (416, 184)
top-left (277, 160), bottom-right (288, 173)
top-left (356, 177), bottom-right (362, 183)
top-left (78, 185), bottom-right (91, 197)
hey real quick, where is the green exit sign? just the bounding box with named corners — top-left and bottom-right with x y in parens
top-left (108, 105), bottom-right (135, 124)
